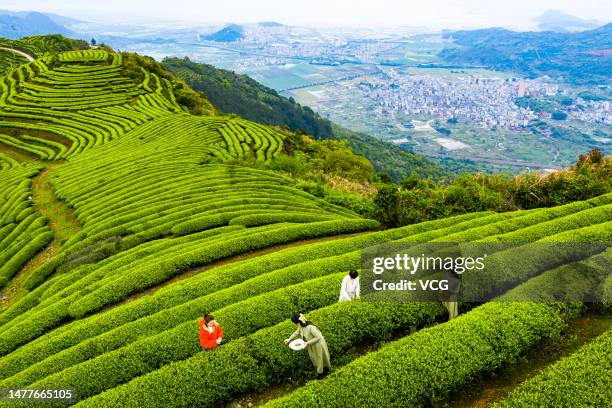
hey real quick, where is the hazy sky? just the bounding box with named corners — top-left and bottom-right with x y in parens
top-left (2, 0), bottom-right (611, 29)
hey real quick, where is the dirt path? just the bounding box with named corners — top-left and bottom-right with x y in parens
top-left (434, 312), bottom-right (611, 408)
top-left (0, 46), bottom-right (35, 61)
top-left (31, 162), bottom-right (81, 243)
top-left (0, 162), bottom-right (81, 310)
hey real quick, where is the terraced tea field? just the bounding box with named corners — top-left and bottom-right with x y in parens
top-left (0, 48), bottom-right (610, 407)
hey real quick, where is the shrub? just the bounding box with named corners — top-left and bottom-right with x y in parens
top-left (87, 245), bottom-right (608, 408)
top-left (67, 219), bottom-right (378, 318)
top-left (75, 301), bottom-right (446, 408)
top-left (25, 273), bottom-right (345, 401)
top-left (0, 213), bottom-right (484, 377)
top-left (493, 329), bottom-right (612, 407)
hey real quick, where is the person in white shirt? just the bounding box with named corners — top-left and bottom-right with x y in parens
top-left (339, 269), bottom-right (360, 302)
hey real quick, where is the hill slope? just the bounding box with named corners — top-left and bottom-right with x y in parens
top-left (202, 24), bottom-right (245, 42)
top-left (440, 24), bottom-right (612, 84)
top-left (162, 57), bottom-right (333, 138)
top-left (163, 57), bottom-right (449, 180)
top-left (0, 35), bottom-right (89, 76)
top-left (534, 10), bottom-right (601, 32)
top-left (0, 189), bottom-right (608, 406)
top-left (0, 49), bottom-right (377, 294)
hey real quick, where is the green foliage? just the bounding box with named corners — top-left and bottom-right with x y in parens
top-left (440, 24), bottom-right (612, 84)
top-left (0, 49), bottom-right (189, 160)
top-left (66, 220), bottom-right (376, 319)
top-left (434, 125), bottom-right (451, 136)
top-left (373, 185), bottom-right (400, 227)
top-left (483, 204), bottom-right (612, 243)
top-left (514, 96), bottom-right (556, 113)
top-left (0, 34), bottom-right (89, 76)
top-left (601, 275), bottom-right (612, 311)
top-left (265, 248), bottom-right (610, 408)
top-left (1, 189), bottom-right (610, 406)
top-left (578, 90), bottom-right (610, 102)
top-left (77, 301), bottom-right (445, 408)
top-left (493, 329), bottom-right (612, 407)
top-left (0, 35), bottom-right (611, 408)
top-left (322, 191), bottom-right (377, 220)
top-left (82, 246), bottom-right (611, 408)
top-left (267, 302), bottom-right (569, 407)
top-left (321, 148), bottom-right (374, 182)
top-left (161, 57), bottom-right (447, 182)
top-left (120, 53), bottom-right (217, 116)
top-left (331, 125), bottom-right (449, 181)
top-left (25, 273), bottom-right (348, 402)
top-left (0, 164), bottom-right (51, 288)
top-left (282, 134), bottom-right (376, 182)
top-left (384, 150), bottom-right (611, 226)
top-left (162, 57), bottom-right (332, 137)
top-left (0, 213), bottom-right (482, 382)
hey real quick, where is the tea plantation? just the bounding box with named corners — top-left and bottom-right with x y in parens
top-left (0, 47), bottom-right (610, 407)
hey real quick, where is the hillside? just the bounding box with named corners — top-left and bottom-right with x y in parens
top-left (202, 24), bottom-right (245, 42)
top-left (163, 57), bottom-right (449, 180)
top-left (0, 46), bottom-right (381, 282)
top-left (0, 35), bottom-right (89, 76)
top-left (162, 57), bottom-right (334, 138)
top-left (0, 41), bottom-right (610, 408)
top-left (440, 24), bottom-right (612, 84)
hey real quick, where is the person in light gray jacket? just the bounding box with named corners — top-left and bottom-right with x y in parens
top-left (284, 313), bottom-right (331, 377)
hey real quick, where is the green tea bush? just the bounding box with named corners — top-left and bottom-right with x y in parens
top-left (263, 246), bottom-right (611, 407)
top-left (24, 273), bottom-right (346, 401)
top-left (0, 213), bottom-right (484, 378)
top-left (76, 301), bottom-right (446, 408)
top-left (493, 329), bottom-right (611, 407)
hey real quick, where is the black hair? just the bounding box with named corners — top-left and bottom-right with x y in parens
top-left (204, 314), bottom-right (214, 323)
top-left (349, 269), bottom-right (359, 279)
top-left (290, 313), bottom-right (311, 327)
top-left (449, 270), bottom-right (462, 280)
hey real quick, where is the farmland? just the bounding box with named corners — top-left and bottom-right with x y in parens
top-left (0, 40), bottom-right (610, 408)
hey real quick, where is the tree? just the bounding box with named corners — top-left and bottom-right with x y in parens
top-left (377, 173), bottom-right (393, 184)
top-left (91, 38), bottom-right (96, 46)
top-left (552, 111), bottom-right (567, 120)
top-left (374, 185), bottom-right (400, 227)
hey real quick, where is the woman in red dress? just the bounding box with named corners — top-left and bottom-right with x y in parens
top-left (199, 314), bottom-right (224, 351)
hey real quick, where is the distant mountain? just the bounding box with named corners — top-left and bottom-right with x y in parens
top-left (258, 21), bottom-right (285, 27)
top-left (440, 24), bottom-right (612, 84)
top-left (0, 10), bottom-right (75, 38)
top-left (535, 10), bottom-right (601, 32)
top-left (202, 24), bottom-right (244, 42)
top-left (41, 12), bottom-right (83, 27)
